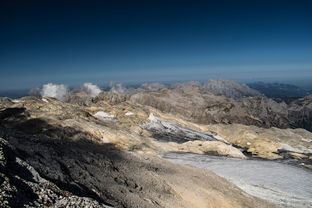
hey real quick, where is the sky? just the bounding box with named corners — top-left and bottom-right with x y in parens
top-left (0, 0), bottom-right (312, 90)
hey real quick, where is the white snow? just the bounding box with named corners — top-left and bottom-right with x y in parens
top-left (42, 98), bottom-right (49, 103)
top-left (125, 112), bottom-right (134, 116)
top-left (100, 138), bottom-right (111, 143)
top-left (165, 153), bottom-right (312, 208)
top-left (94, 111), bottom-right (116, 121)
top-left (12, 99), bottom-right (22, 103)
top-left (142, 114), bottom-right (221, 142)
top-left (148, 113), bottom-right (158, 122)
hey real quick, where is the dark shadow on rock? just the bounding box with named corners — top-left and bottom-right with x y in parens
top-left (0, 107), bottom-right (27, 120)
top-left (0, 138), bottom-right (38, 207)
top-left (0, 123), bottom-right (119, 206)
top-left (0, 117), bottom-right (176, 208)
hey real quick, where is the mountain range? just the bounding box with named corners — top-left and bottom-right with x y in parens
top-left (1, 79), bottom-right (311, 207)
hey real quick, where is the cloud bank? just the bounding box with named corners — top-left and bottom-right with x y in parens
top-left (82, 83), bottom-right (102, 97)
top-left (109, 82), bottom-right (127, 94)
top-left (40, 83), bottom-right (69, 101)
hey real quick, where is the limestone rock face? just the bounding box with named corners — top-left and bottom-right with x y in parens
top-left (67, 91), bottom-right (94, 106)
top-left (288, 95), bottom-right (312, 131)
top-left (0, 97), bottom-right (14, 108)
top-left (164, 140), bottom-right (247, 158)
top-left (129, 87), bottom-right (290, 129)
top-left (200, 124), bottom-right (312, 160)
top-left (94, 91), bottom-right (130, 105)
top-left (147, 112), bottom-right (312, 162)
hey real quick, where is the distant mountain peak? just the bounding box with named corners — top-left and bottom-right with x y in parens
top-left (202, 79), bottom-right (262, 99)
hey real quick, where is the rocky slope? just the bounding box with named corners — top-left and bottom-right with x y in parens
top-left (1, 130), bottom-right (274, 208)
top-left (129, 83), bottom-right (312, 132)
top-left (129, 86), bottom-right (290, 129)
top-left (148, 110), bottom-right (312, 166)
top-left (53, 80), bottom-right (312, 132)
top-left (0, 96), bottom-right (275, 208)
top-left (288, 95), bottom-right (312, 132)
top-left (202, 79), bottom-right (262, 98)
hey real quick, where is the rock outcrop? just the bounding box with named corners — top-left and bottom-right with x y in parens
top-left (288, 95), bottom-right (312, 131)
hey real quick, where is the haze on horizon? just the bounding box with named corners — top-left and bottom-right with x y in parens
top-left (1, 0), bottom-right (312, 90)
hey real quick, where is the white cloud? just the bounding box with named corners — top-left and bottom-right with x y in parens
top-left (82, 83), bottom-right (102, 97)
top-left (40, 83), bottom-right (69, 101)
top-left (110, 82), bottom-right (127, 94)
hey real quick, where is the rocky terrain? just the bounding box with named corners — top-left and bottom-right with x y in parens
top-left (1, 79), bottom-right (312, 207)
top-left (0, 96), bottom-right (277, 208)
top-left (129, 80), bottom-right (312, 132)
top-left (129, 84), bottom-right (290, 129)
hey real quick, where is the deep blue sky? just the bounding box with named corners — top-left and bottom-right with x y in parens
top-left (1, 0), bottom-right (312, 90)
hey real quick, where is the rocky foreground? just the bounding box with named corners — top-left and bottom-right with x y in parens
top-left (1, 81), bottom-right (312, 207)
top-left (0, 97), bottom-right (278, 208)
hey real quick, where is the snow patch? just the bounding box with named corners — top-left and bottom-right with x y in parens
top-left (125, 112), bottom-right (134, 116)
top-left (100, 138), bottom-right (111, 143)
top-left (94, 111), bottom-right (116, 121)
top-left (12, 99), bottom-right (22, 103)
top-left (212, 134), bottom-right (229, 143)
top-left (148, 113), bottom-right (158, 122)
top-left (279, 143), bottom-right (312, 154)
top-left (145, 113), bottom-right (229, 143)
top-left (142, 114), bottom-right (220, 143)
top-left (42, 98), bottom-right (49, 103)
